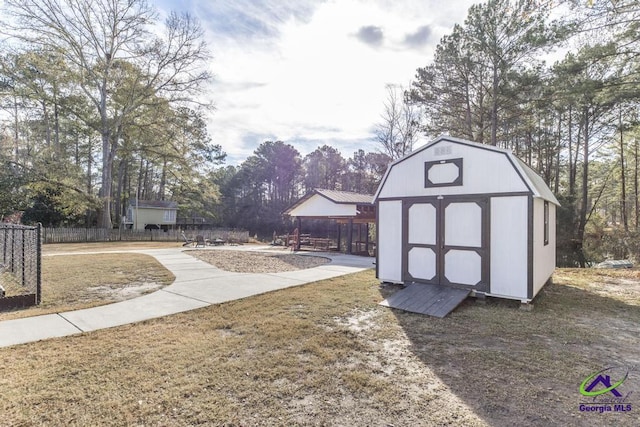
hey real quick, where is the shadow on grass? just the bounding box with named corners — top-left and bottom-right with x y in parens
top-left (379, 280), bottom-right (640, 427)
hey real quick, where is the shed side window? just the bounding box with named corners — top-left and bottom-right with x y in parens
top-left (543, 201), bottom-right (549, 246)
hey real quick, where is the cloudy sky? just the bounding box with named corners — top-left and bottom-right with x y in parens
top-left (156, 0), bottom-right (478, 165)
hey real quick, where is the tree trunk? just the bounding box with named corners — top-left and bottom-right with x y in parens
top-left (527, 128), bottom-right (532, 166)
top-left (635, 139), bottom-right (638, 230)
top-left (464, 80), bottom-right (473, 139)
top-left (13, 94), bottom-right (19, 160)
top-left (137, 157), bottom-right (144, 201)
top-left (115, 158), bottom-right (127, 227)
top-left (42, 100), bottom-right (51, 149)
top-left (577, 107), bottom-right (590, 267)
top-left (619, 109), bottom-right (628, 232)
top-left (99, 129), bottom-right (113, 229)
top-left (86, 138), bottom-right (93, 195)
top-left (98, 75), bottom-right (113, 229)
top-left (490, 64), bottom-right (498, 146)
top-left (554, 112), bottom-right (561, 194)
top-left (75, 135), bottom-right (80, 166)
top-left (159, 157), bottom-right (167, 201)
top-left (53, 95), bottom-right (60, 154)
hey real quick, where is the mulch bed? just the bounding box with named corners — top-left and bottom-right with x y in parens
top-left (187, 250), bottom-right (330, 273)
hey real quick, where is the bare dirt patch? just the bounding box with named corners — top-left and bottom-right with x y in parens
top-left (83, 282), bottom-right (164, 302)
top-left (187, 249), bottom-right (330, 273)
top-left (555, 268), bottom-right (640, 304)
top-left (0, 253), bottom-right (174, 321)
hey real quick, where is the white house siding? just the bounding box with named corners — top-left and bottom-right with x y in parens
top-left (134, 209), bottom-right (177, 230)
top-left (286, 194), bottom-right (355, 217)
top-left (533, 198), bottom-right (556, 296)
top-left (490, 196), bottom-right (528, 299)
top-left (377, 200), bottom-right (403, 283)
top-left (377, 142), bottom-right (530, 199)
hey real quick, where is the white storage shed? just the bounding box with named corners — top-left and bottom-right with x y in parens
top-left (374, 136), bottom-right (558, 314)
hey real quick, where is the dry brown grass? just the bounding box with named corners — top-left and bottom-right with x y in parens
top-left (0, 252), bottom-right (175, 321)
top-left (42, 241), bottom-right (184, 254)
top-left (0, 263), bottom-right (638, 426)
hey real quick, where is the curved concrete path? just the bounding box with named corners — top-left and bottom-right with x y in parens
top-left (0, 247), bottom-right (374, 348)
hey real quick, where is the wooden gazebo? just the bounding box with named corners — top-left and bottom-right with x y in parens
top-left (283, 189), bottom-right (375, 255)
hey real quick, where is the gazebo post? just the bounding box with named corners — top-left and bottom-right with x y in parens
top-left (347, 218), bottom-right (353, 255)
top-left (296, 217), bottom-right (302, 250)
top-left (365, 222), bottom-right (370, 255)
top-left (336, 221), bottom-right (341, 252)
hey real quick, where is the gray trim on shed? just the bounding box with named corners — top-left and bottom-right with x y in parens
top-left (374, 135), bottom-right (558, 308)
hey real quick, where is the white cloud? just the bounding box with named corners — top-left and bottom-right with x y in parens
top-left (162, 0), bottom-right (477, 164)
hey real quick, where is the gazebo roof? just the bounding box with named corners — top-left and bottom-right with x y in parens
top-left (313, 189), bottom-right (374, 205)
top-left (283, 189), bottom-right (374, 218)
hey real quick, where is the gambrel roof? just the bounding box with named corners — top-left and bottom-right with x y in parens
top-left (374, 135), bottom-right (560, 205)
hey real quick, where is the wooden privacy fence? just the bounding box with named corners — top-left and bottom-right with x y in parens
top-left (42, 228), bottom-right (249, 244)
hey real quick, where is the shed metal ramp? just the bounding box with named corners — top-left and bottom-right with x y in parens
top-left (380, 283), bottom-right (470, 318)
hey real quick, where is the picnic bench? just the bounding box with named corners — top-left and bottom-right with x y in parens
top-left (195, 235), bottom-right (208, 247)
top-left (212, 238), bottom-right (226, 246)
top-left (307, 237), bottom-right (331, 251)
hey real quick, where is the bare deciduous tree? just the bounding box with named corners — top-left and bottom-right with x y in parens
top-left (375, 84), bottom-right (421, 160)
top-left (2, 0), bottom-right (211, 228)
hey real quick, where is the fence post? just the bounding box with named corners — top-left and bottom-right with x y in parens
top-left (2, 227), bottom-right (6, 266)
top-left (21, 228), bottom-right (26, 287)
top-left (10, 227), bottom-right (15, 273)
top-left (36, 223), bottom-right (42, 305)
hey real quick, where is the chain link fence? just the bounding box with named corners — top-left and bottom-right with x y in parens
top-left (0, 224), bottom-right (42, 310)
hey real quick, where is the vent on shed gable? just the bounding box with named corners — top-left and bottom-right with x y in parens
top-left (434, 145), bottom-right (452, 156)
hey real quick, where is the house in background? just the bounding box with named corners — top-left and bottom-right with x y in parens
top-left (123, 200), bottom-right (178, 230)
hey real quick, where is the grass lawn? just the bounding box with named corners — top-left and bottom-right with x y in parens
top-left (0, 248), bottom-right (638, 426)
top-left (0, 243), bottom-right (177, 321)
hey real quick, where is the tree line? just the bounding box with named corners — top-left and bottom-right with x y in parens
top-left (0, 0), bottom-right (390, 240)
top-left (407, 0), bottom-right (640, 266)
top-left (1, 0), bottom-right (640, 266)
top-left (210, 142), bottom-right (389, 237)
top-left (0, 0), bottom-right (224, 229)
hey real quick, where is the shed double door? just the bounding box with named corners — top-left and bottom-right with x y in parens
top-left (403, 197), bottom-right (488, 291)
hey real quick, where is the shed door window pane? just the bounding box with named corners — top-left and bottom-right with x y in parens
top-left (444, 202), bottom-right (482, 248)
top-left (408, 203), bottom-right (436, 245)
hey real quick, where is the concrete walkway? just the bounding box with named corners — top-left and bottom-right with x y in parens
top-left (0, 247), bottom-right (374, 348)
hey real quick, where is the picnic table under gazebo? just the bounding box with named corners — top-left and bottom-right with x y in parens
top-left (283, 189), bottom-right (375, 255)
